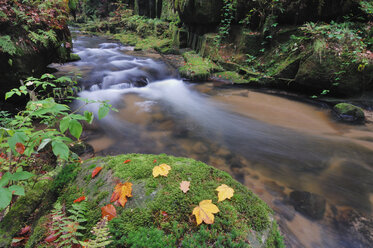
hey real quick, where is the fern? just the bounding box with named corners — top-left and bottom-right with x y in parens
top-left (0, 35), bottom-right (16, 55)
top-left (50, 202), bottom-right (87, 248)
top-left (80, 217), bottom-right (113, 248)
top-left (28, 29), bottom-right (58, 47)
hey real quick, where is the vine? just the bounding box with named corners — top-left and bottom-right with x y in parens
top-left (216, 0), bottom-right (237, 43)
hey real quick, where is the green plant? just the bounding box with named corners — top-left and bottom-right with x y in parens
top-left (0, 35), bottom-right (16, 55)
top-left (50, 201), bottom-right (87, 247)
top-left (216, 0), bottom-right (237, 43)
top-left (0, 74), bottom-right (116, 211)
top-left (80, 216), bottom-right (113, 248)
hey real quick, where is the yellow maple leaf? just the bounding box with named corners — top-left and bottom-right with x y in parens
top-left (110, 182), bottom-right (133, 207)
top-left (192, 200), bottom-right (219, 225)
top-left (216, 184), bottom-right (234, 202)
top-left (152, 163), bottom-right (171, 177)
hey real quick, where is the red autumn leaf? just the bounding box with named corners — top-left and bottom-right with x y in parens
top-left (20, 225), bottom-right (31, 235)
top-left (91, 167), bottom-right (102, 178)
top-left (15, 143), bottom-right (25, 155)
top-left (45, 233), bottom-right (59, 243)
top-left (73, 196), bottom-right (86, 203)
top-left (110, 182), bottom-right (133, 207)
top-left (123, 159), bottom-right (131, 164)
top-left (161, 211), bottom-right (168, 217)
top-left (101, 204), bottom-right (117, 221)
top-left (0, 152), bottom-right (7, 159)
top-left (153, 159), bottom-right (157, 164)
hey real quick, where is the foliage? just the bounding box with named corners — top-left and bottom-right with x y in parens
top-left (0, 0), bottom-right (69, 55)
top-left (180, 180), bottom-right (190, 193)
top-left (216, 184), bottom-right (235, 202)
top-left (152, 163), bottom-right (171, 177)
top-left (0, 35), bottom-right (16, 55)
top-left (216, 0), bottom-right (237, 43)
top-left (48, 201), bottom-right (87, 247)
top-left (0, 74), bottom-right (115, 211)
top-left (192, 200), bottom-right (220, 225)
top-left (110, 182), bottom-right (133, 207)
top-left (80, 216), bottom-right (113, 248)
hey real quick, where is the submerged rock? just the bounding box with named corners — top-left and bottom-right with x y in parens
top-left (289, 190), bottom-right (326, 220)
top-left (333, 103), bottom-right (365, 124)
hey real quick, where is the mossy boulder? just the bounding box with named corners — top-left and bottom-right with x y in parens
top-left (333, 103), bottom-right (365, 124)
top-left (20, 154), bottom-right (283, 247)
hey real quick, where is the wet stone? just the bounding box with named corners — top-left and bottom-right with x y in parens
top-left (289, 190), bottom-right (326, 220)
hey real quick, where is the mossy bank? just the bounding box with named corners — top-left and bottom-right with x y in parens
top-left (0, 154), bottom-right (284, 247)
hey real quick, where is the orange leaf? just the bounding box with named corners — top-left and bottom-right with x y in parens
top-left (110, 182), bottom-right (133, 207)
top-left (101, 204), bottom-right (117, 221)
top-left (180, 181), bottom-right (190, 193)
top-left (15, 143), bottom-right (25, 155)
top-left (91, 167), bottom-right (102, 178)
top-left (73, 196), bottom-right (86, 203)
top-left (20, 225), bottom-right (31, 235)
top-left (45, 233), bottom-right (59, 243)
top-left (123, 159), bottom-right (131, 164)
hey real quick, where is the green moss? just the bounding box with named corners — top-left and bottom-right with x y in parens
top-left (265, 221), bottom-right (285, 248)
top-left (69, 53), bottom-right (81, 62)
top-left (0, 180), bottom-right (55, 247)
top-left (214, 71), bottom-right (247, 84)
top-left (59, 154), bottom-right (281, 247)
top-left (179, 51), bottom-right (220, 80)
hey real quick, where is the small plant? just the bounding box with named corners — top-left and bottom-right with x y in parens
top-left (0, 74), bottom-right (116, 211)
top-left (80, 216), bottom-right (113, 248)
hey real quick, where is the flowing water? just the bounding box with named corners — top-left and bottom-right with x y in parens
top-left (53, 31), bottom-right (373, 248)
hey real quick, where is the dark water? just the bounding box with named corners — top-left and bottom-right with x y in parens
top-left (53, 31), bottom-right (373, 248)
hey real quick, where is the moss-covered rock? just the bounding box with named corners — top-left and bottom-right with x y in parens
top-left (179, 51), bottom-right (222, 80)
top-left (23, 154), bottom-right (283, 247)
top-left (333, 103), bottom-right (365, 124)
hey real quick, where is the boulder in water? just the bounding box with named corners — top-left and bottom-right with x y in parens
top-left (289, 190), bottom-right (326, 220)
top-left (333, 103), bottom-right (365, 124)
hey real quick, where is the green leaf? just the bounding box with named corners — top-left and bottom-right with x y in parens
top-left (0, 187), bottom-right (12, 210)
top-left (37, 138), bottom-right (52, 152)
top-left (11, 171), bottom-right (34, 181)
top-left (5, 91), bottom-right (15, 100)
top-left (8, 185), bottom-right (25, 196)
top-left (84, 111), bottom-right (94, 124)
top-left (0, 172), bottom-right (11, 187)
top-left (8, 132), bottom-right (28, 153)
top-left (69, 119), bottom-right (82, 139)
top-left (52, 140), bottom-right (69, 160)
top-left (60, 117), bottom-right (70, 133)
top-left (98, 106), bottom-right (109, 120)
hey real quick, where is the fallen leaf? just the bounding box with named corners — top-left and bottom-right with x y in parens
top-left (91, 167), bottom-right (102, 178)
top-left (152, 164), bottom-right (171, 177)
top-left (161, 211), bottom-right (168, 217)
top-left (180, 181), bottom-right (190, 193)
top-left (15, 143), bottom-right (25, 155)
top-left (110, 182), bottom-right (133, 207)
top-left (123, 159), bottom-right (131, 164)
top-left (101, 204), bottom-right (117, 221)
top-left (153, 159), bottom-right (157, 163)
top-left (20, 225), bottom-right (31, 235)
top-left (192, 200), bottom-right (219, 225)
top-left (45, 233), bottom-right (59, 243)
top-left (73, 196), bottom-right (86, 203)
top-left (11, 237), bottom-right (25, 244)
top-left (216, 184), bottom-right (234, 202)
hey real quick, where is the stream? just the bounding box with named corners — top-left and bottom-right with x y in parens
top-left (52, 31), bottom-right (373, 248)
